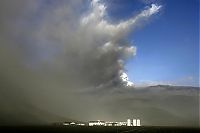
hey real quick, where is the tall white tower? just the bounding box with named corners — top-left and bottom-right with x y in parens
top-left (133, 119), bottom-right (137, 126)
top-left (127, 119), bottom-right (131, 126)
top-left (136, 119), bottom-right (141, 126)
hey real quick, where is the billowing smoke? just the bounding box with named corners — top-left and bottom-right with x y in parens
top-left (0, 0), bottom-right (161, 90)
top-left (80, 0), bottom-right (160, 88)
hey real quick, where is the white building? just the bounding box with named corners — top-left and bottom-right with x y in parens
top-left (63, 122), bottom-right (70, 126)
top-left (133, 119), bottom-right (137, 126)
top-left (127, 119), bottom-right (131, 126)
top-left (136, 119), bottom-right (141, 126)
top-left (105, 122), bottom-right (118, 126)
top-left (63, 122), bottom-right (75, 126)
top-left (77, 123), bottom-right (85, 126)
top-left (89, 120), bottom-right (105, 126)
top-left (70, 122), bottom-right (76, 125)
top-left (116, 122), bottom-right (127, 126)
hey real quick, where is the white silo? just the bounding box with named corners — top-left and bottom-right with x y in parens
top-left (127, 119), bottom-right (131, 126)
top-left (136, 119), bottom-right (141, 126)
top-left (132, 119), bottom-right (137, 126)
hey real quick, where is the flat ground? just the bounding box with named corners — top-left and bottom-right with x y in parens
top-left (0, 126), bottom-right (199, 133)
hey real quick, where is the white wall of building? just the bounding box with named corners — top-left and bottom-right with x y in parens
top-left (89, 120), bottom-right (105, 126)
top-left (133, 119), bottom-right (137, 126)
top-left (127, 119), bottom-right (131, 126)
top-left (136, 119), bottom-right (141, 126)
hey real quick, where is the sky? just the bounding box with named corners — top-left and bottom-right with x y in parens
top-left (112, 0), bottom-right (199, 87)
top-left (0, 0), bottom-right (199, 127)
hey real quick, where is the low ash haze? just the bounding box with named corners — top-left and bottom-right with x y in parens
top-left (0, 0), bottom-right (199, 127)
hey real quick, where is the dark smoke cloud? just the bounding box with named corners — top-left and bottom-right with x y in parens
top-left (1, 0), bottom-right (198, 127)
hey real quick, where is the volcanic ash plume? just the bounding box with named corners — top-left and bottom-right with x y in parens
top-left (0, 0), bottom-right (161, 91)
top-left (78, 0), bottom-right (161, 88)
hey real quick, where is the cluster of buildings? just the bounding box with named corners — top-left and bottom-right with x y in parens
top-left (59, 119), bottom-right (141, 127)
top-left (62, 122), bottom-right (85, 126)
top-left (88, 119), bottom-right (141, 126)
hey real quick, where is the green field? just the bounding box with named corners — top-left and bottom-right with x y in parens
top-left (0, 126), bottom-right (199, 133)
